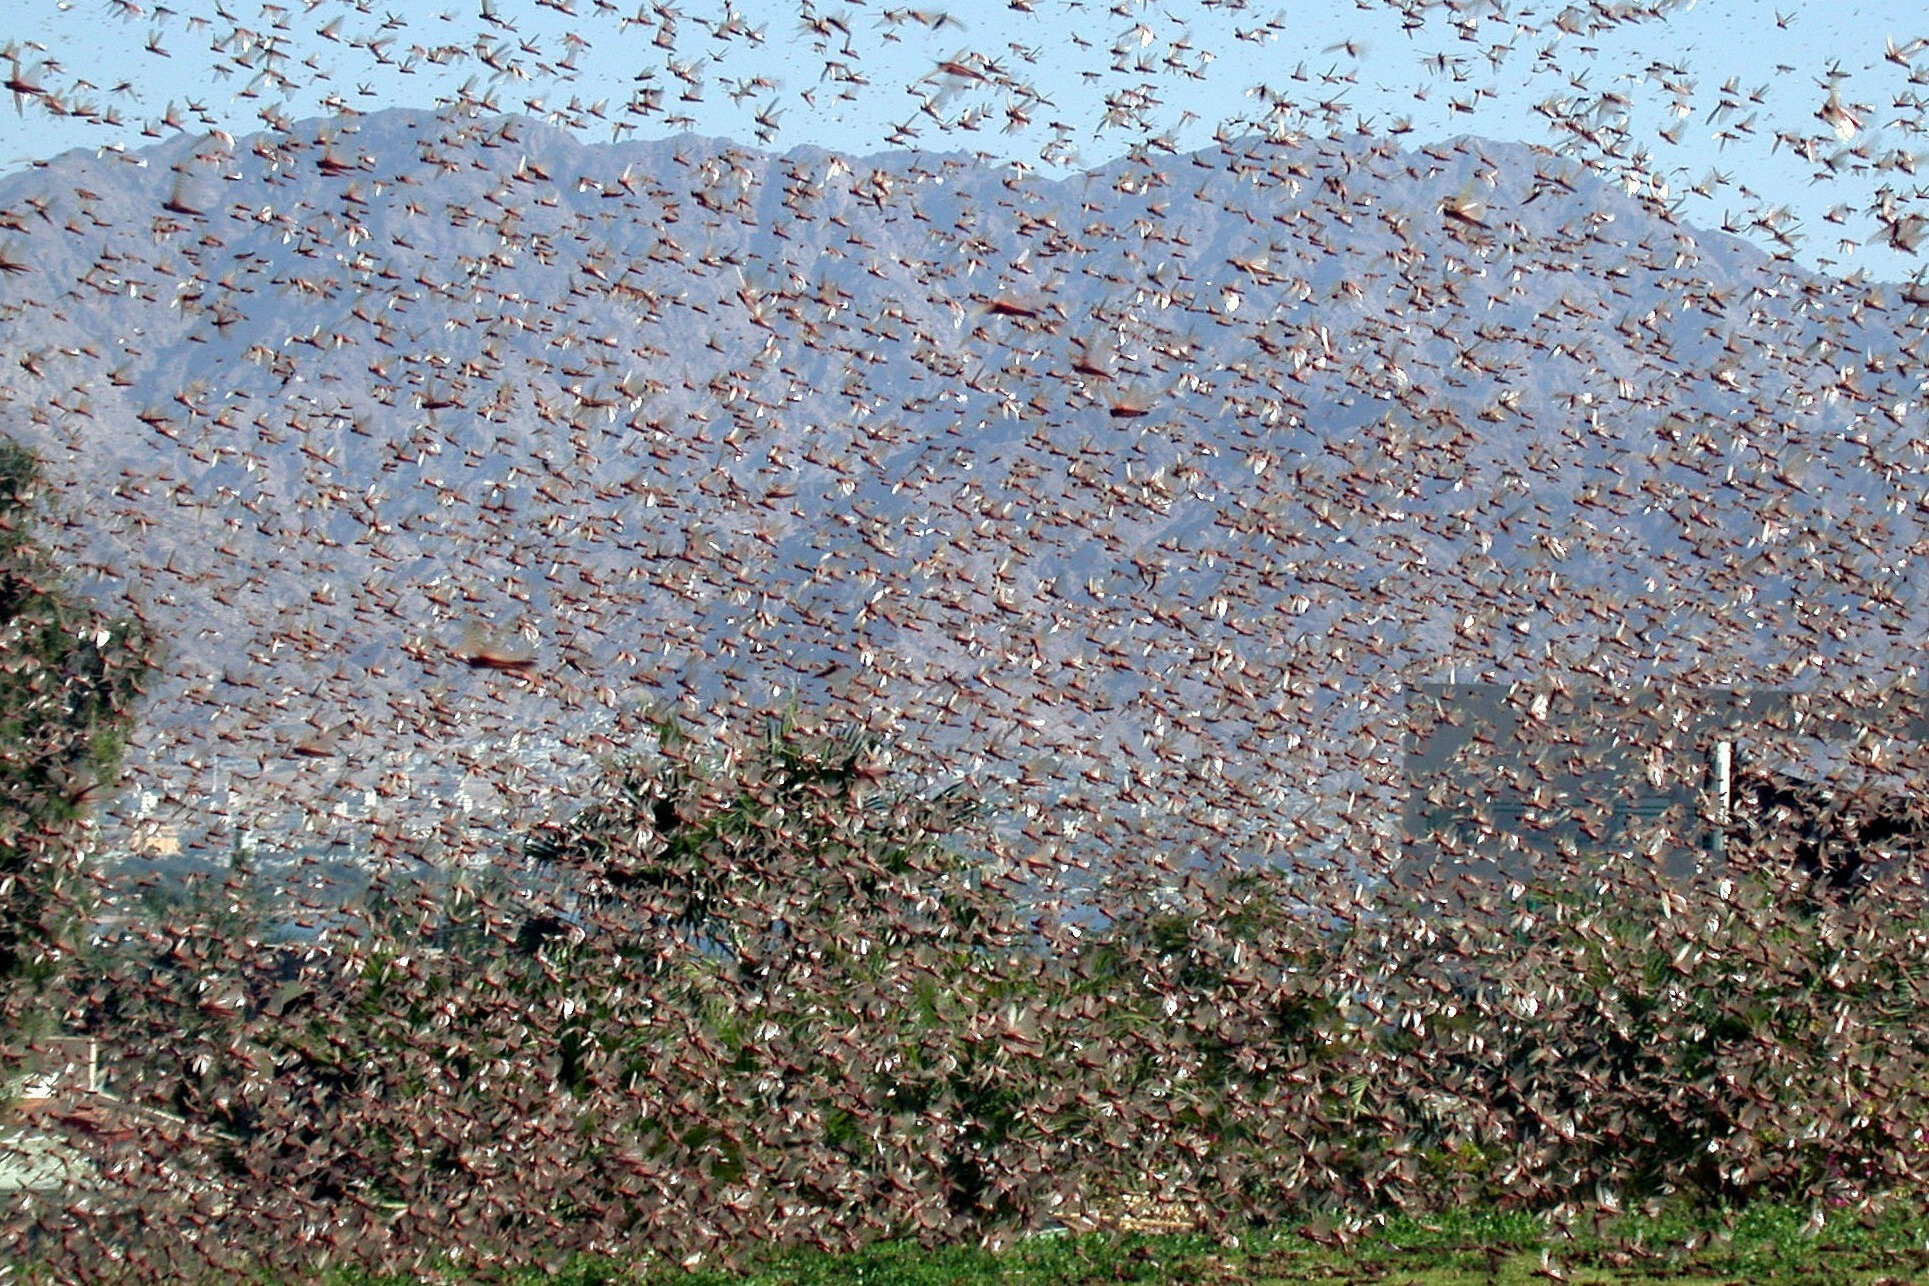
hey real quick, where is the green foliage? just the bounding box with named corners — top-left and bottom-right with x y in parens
top-left (522, 713), bottom-right (990, 981)
top-left (1322, 861), bottom-right (1929, 1211)
top-left (49, 716), bottom-right (1055, 1278)
top-left (507, 714), bottom-right (1049, 1228)
top-left (0, 436), bottom-right (150, 989)
top-left (44, 715), bottom-right (1929, 1279)
top-left (153, 1202), bottom-right (1929, 1286)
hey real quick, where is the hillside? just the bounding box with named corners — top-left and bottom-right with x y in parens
top-left (0, 107), bottom-right (1923, 882)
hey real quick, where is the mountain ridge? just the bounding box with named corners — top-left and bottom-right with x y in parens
top-left (0, 105), bottom-right (1922, 879)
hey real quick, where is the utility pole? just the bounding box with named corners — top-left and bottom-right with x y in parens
top-left (1708, 739), bottom-right (1732, 858)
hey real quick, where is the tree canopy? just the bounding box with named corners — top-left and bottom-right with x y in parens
top-left (0, 437), bottom-right (150, 990)
top-left (521, 713), bottom-right (998, 981)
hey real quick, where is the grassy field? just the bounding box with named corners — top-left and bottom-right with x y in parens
top-left (482, 1204), bottom-right (1929, 1286)
top-left (19, 1200), bottom-right (1929, 1283)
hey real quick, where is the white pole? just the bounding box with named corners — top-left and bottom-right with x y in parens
top-left (1711, 739), bottom-right (1732, 855)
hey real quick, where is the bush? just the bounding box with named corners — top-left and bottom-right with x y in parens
top-left (33, 734), bottom-right (1929, 1279)
top-left (0, 437), bottom-right (150, 998)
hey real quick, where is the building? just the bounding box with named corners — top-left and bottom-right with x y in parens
top-left (2, 1037), bottom-right (197, 1196)
top-left (1398, 681), bottom-right (1929, 894)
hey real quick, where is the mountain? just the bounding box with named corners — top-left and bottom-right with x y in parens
top-left (1, 106), bottom-right (1924, 888)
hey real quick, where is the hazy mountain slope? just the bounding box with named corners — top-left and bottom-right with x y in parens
top-left (0, 107), bottom-right (1923, 879)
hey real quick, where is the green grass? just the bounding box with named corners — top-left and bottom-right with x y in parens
top-left (321, 1202), bottom-right (1929, 1285)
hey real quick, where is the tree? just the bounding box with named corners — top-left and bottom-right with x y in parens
top-left (1725, 754), bottom-right (1928, 897)
top-left (509, 713), bottom-right (1067, 1234)
top-left (0, 437), bottom-right (151, 993)
top-left (521, 712), bottom-right (993, 985)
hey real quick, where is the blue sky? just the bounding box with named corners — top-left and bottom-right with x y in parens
top-left (2, 0), bottom-right (1926, 276)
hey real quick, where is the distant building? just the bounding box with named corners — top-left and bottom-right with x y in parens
top-left (1398, 682), bottom-right (1929, 894)
top-left (3, 1037), bottom-right (103, 1194)
top-left (126, 822), bottom-right (182, 857)
top-left (12, 1036), bottom-right (100, 1100)
top-left (3, 1037), bottom-right (199, 1195)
